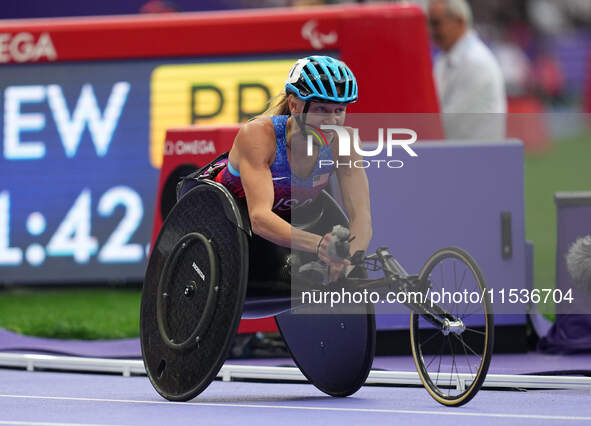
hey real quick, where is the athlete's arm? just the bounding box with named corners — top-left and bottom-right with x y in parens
top-left (237, 119), bottom-right (322, 253)
top-left (333, 127), bottom-right (373, 255)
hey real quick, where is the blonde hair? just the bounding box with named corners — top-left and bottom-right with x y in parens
top-left (256, 91), bottom-right (292, 118)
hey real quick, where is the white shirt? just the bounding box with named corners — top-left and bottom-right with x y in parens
top-left (434, 30), bottom-right (507, 139)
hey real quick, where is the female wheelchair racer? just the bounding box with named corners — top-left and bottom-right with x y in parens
top-left (187, 55), bottom-right (370, 283)
top-left (140, 56), bottom-right (494, 407)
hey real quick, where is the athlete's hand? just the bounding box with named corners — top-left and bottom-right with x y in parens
top-left (316, 232), bottom-right (350, 283)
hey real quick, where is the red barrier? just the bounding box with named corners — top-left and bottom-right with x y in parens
top-left (154, 126), bottom-right (240, 246)
top-left (0, 3), bottom-right (438, 114)
top-left (506, 97), bottom-right (551, 154)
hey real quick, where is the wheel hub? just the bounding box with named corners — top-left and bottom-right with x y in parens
top-left (442, 319), bottom-right (465, 336)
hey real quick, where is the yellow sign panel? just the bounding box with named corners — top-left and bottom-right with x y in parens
top-left (150, 59), bottom-right (295, 168)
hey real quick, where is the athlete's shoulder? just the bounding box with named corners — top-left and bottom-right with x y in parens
top-left (237, 116), bottom-right (276, 144)
top-left (235, 116), bottom-right (276, 163)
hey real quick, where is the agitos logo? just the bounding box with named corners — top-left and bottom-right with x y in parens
top-left (305, 125), bottom-right (328, 147)
top-left (150, 59), bottom-right (296, 168)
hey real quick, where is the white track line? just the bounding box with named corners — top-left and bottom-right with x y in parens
top-left (0, 394), bottom-right (589, 422)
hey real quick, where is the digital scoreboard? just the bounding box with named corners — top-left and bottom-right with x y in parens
top-left (0, 60), bottom-right (156, 283)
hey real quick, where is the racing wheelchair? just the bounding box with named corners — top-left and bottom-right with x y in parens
top-left (140, 174), bottom-right (494, 407)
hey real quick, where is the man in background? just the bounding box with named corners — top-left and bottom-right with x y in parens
top-left (428, 0), bottom-right (507, 139)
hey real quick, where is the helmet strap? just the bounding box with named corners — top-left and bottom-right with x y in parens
top-left (294, 100), bottom-right (311, 136)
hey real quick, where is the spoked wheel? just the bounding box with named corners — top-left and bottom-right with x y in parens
top-left (410, 247), bottom-right (494, 407)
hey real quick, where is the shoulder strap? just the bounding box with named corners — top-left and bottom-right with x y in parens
top-left (176, 151), bottom-right (230, 200)
top-left (192, 151), bottom-right (230, 178)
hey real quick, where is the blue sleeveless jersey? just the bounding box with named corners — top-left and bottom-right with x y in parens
top-left (214, 115), bottom-right (335, 216)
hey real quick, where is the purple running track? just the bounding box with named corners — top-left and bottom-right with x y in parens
top-left (1, 369), bottom-right (591, 426)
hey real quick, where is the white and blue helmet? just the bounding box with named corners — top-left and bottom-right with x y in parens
top-left (285, 55), bottom-right (358, 104)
